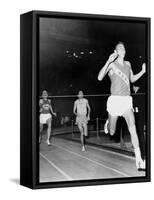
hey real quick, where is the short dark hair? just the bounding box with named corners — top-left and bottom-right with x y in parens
top-left (115, 41), bottom-right (125, 49)
top-left (42, 90), bottom-right (48, 97)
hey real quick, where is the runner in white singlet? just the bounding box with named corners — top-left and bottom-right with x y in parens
top-left (73, 91), bottom-right (91, 151)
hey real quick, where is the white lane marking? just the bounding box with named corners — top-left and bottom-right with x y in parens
top-left (52, 144), bottom-right (130, 177)
top-left (40, 152), bottom-right (73, 181)
top-left (87, 145), bottom-right (135, 160)
top-left (58, 138), bottom-right (135, 160)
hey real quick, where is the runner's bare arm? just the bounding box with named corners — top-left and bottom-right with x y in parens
top-left (129, 62), bottom-right (146, 83)
top-left (49, 103), bottom-right (56, 116)
top-left (39, 99), bottom-right (43, 106)
top-left (73, 102), bottom-right (77, 115)
top-left (86, 101), bottom-right (91, 120)
top-left (98, 51), bottom-right (118, 81)
top-left (39, 99), bottom-right (43, 112)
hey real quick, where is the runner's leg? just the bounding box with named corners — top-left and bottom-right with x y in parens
top-left (39, 123), bottom-right (43, 143)
top-left (108, 114), bottom-right (118, 136)
top-left (78, 123), bottom-right (85, 151)
top-left (46, 118), bottom-right (52, 145)
top-left (123, 109), bottom-right (145, 169)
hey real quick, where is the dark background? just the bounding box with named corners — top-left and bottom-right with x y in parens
top-left (39, 17), bottom-right (146, 119)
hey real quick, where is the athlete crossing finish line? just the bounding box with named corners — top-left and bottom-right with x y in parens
top-left (39, 90), bottom-right (57, 145)
top-left (98, 42), bottom-right (146, 170)
top-left (73, 91), bottom-right (91, 151)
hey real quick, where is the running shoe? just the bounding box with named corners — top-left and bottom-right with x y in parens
top-left (136, 159), bottom-right (146, 171)
top-left (46, 140), bottom-right (51, 146)
top-left (104, 119), bottom-right (109, 134)
top-left (82, 146), bottom-right (85, 151)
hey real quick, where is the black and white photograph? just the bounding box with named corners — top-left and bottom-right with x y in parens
top-left (38, 13), bottom-right (150, 185)
top-left (1, 0), bottom-right (154, 197)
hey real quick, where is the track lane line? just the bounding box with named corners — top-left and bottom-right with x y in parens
top-left (52, 143), bottom-right (130, 177)
top-left (85, 145), bottom-right (135, 160)
top-left (40, 152), bottom-right (73, 181)
top-left (57, 138), bottom-right (135, 160)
